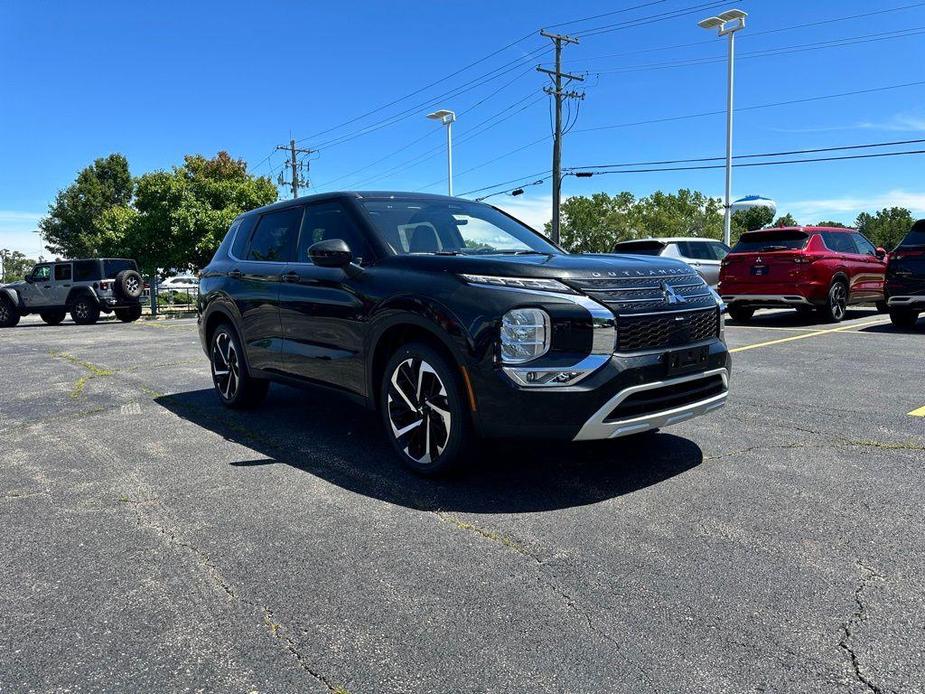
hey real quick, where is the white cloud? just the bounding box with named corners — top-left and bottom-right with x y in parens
top-left (780, 189), bottom-right (925, 224)
top-left (493, 194), bottom-right (552, 230)
top-left (0, 211), bottom-right (46, 257)
top-left (771, 112), bottom-right (925, 134)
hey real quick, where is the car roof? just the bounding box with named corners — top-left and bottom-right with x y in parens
top-left (614, 237), bottom-right (723, 244)
top-left (743, 226), bottom-right (856, 234)
top-left (240, 191), bottom-right (476, 217)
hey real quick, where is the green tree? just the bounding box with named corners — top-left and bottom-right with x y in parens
top-left (0, 249), bottom-right (40, 282)
top-left (815, 220), bottom-right (848, 228)
top-left (773, 213), bottom-right (799, 227)
top-left (731, 206), bottom-right (774, 237)
top-left (39, 154), bottom-right (133, 257)
top-left (550, 192), bottom-right (637, 253)
top-left (632, 189), bottom-right (724, 240)
top-left (854, 207), bottom-right (914, 249)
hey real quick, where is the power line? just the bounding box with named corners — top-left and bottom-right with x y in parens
top-left (544, 0), bottom-right (671, 29)
top-left (573, 0), bottom-right (747, 38)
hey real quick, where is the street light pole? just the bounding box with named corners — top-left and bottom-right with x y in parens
top-left (427, 110), bottom-right (456, 196)
top-left (699, 9), bottom-right (747, 247)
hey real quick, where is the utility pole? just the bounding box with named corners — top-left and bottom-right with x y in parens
top-left (538, 30), bottom-right (584, 245)
top-left (275, 139), bottom-right (315, 199)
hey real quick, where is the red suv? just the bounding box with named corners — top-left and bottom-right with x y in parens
top-left (718, 226), bottom-right (887, 322)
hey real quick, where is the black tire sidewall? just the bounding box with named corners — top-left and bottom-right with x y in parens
top-left (822, 280), bottom-right (848, 323)
top-left (115, 270), bottom-right (143, 300)
top-left (71, 296), bottom-right (100, 324)
top-left (40, 310), bottom-right (66, 325)
top-left (889, 309), bottom-right (919, 329)
top-left (210, 323), bottom-right (268, 409)
top-left (379, 342), bottom-right (471, 475)
top-left (728, 305), bottom-right (753, 322)
top-left (0, 296), bottom-right (19, 327)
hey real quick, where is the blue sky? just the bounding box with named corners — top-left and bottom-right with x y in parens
top-left (2, 0), bottom-right (924, 257)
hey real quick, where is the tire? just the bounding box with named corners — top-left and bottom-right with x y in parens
top-left (210, 323), bottom-right (269, 409)
top-left (0, 296), bottom-right (20, 328)
top-left (380, 342), bottom-right (472, 476)
top-left (727, 305), bottom-right (754, 323)
top-left (819, 280), bottom-right (848, 323)
top-left (39, 310), bottom-right (66, 326)
top-left (889, 309), bottom-right (920, 329)
top-left (114, 304), bottom-right (142, 322)
top-left (70, 295), bottom-right (100, 325)
top-left (114, 270), bottom-right (144, 300)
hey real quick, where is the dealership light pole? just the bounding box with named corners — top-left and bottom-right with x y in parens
top-left (698, 9), bottom-right (747, 247)
top-left (427, 109), bottom-right (456, 196)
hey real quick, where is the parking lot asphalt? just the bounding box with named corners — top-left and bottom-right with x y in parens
top-left (1, 309), bottom-right (923, 693)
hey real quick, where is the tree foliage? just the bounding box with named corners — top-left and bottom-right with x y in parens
top-left (773, 213), bottom-right (799, 228)
top-left (39, 154), bottom-right (133, 258)
top-left (854, 207), bottom-right (914, 250)
top-left (815, 220), bottom-right (848, 228)
top-left (731, 206), bottom-right (774, 235)
top-left (552, 189), bottom-right (724, 253)
top-left (0, 249), bottom-right (40, 283)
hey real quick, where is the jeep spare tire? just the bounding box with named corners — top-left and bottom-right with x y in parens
top-left (114, 269), bottom-right (143, 299)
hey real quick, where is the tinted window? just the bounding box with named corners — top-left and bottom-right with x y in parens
top-left (32, 264), bottom-right (51, 281)
top-left (821, 232), bottom-right (857, 254)
top-left (898, 220), bottom-right (925, 248)
top-left (732, 231), bottom-right (809, 253)
top-left (612, 240), bottom-right (665, 255)
top-left (852, 233), bottom-right (877, 257)
top-left (103, 259), bottom-right (138, 279)
top-left (247, 208), bottom-right (302, 262)
top-left (231, 216), bottom-right (256, 258)
top-left (677, 241), bottom-right (729, 260)
top-left (54, 264), bottom-right (72, 281)
top-left (73, 260), bottom-right (100, 281)
top-left (296, 202), bottom-right (371, 263)
top-left (361, 199), bottom-right (560, 256)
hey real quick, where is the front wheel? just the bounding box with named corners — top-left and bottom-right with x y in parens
top-left (0, 296), bottom-right (20, 327)
top-left (210, 323), bottom-right (269, 409)
top-left (727, 305), bottom-right (754, 323)
top-left (819, 281), bottom-right (848, 323)
top-left (889, 308), bottom-right (920, 329)
top-left (70, 296), bottom-right (100, 325)
top-left (40, 310), bottom-right (66, 326)
top-left (380, 342), bottom-right (472, 476)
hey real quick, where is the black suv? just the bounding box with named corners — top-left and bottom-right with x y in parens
top-left (886, 219), bottom-right (925, 328)
top-left (0, 258), bottom-right (144, 327)
top-left (198, 192), bottom-right (730, 474)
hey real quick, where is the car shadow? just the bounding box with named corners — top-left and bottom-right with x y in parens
top-left (154, 386), bottom-right (704, 514)
top-left (725, 307), bottom-right (878, 328)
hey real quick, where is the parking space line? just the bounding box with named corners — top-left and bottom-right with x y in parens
top-left (909, 405), bottom-right (925, 417)
top-left (729, 319), bottom-right (890, 354)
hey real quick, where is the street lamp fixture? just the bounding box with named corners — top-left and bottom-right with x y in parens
top-left (699, 8), bottom-right (747, 247)
top-left (427, 109), bottom-right (456, 196)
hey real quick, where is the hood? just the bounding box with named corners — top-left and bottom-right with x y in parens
top-left (381, 252), bottom-right (694, 280)
top-left (1, 279), bottom-right (25, 290)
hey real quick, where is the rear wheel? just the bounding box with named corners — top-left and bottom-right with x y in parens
top-left (70, 296), bottom-right (100, 325)
top-left (114, 304), bottom-right (142, 322)
top-left (210, 323), bottom-right (269, 409)
top-left (819, 280), bottom-right (848, 323)
top-left (380, 342), bottom-right (471, 476)
top-left (727, 305), bottom-right (754, 323)
top-left (889, 308), bottom-right (920, 329)
top-left (39, 310), bottom-right (66, 326)
top-left (0, 296), bottom-right (20, 327)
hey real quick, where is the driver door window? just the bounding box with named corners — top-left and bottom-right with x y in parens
top-left (296, 202), bottom-right (371, 263)
top-left (25, 265), bottom-right (52, 307)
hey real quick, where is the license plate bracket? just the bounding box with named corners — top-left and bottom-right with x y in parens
top-left (665, 345), bottom-right (710, 376)
top-left (751, 265), bottom-right (768, 276)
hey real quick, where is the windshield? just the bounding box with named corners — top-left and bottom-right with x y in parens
top-left (732, 230), bottom-right (809, 253)
top-left (360, 199), bottom-right (561, 256)
top-left (612, 241), bottom-right (665, 256)
top-left (898, 220), bottom-right (925, 248)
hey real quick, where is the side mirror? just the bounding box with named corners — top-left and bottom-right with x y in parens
top-left (875, 247), bottom-right (887, 260)
top-left (308, 239), bottom-right (363, 278)
top-left (24, 273), bottom-right (34, 283)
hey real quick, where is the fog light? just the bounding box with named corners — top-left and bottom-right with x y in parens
top-left (500, 308), bottom-right (550, 364)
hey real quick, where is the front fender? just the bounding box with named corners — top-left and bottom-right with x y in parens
top-left (0, 286), bottom-right (22, 311)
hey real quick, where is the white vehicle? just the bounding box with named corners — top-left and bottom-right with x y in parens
top-left (159, 275), bottom-right (199, 295)
top-left (611, 237), bottom-right (730, 287)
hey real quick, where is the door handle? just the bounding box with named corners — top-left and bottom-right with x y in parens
top-left (282, 271), bottom-right (300, 283)
top-left (43, 285), bottom-right (51, 288)
top-left (228, 269), bottom-right (242, 279)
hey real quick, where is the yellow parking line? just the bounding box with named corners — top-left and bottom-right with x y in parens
top-left (909, 405), bottom-right (925, 417)
top-left (729, 319), bottom-right (890, 354)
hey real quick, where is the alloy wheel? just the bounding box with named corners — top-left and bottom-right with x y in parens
top-left (126, 276), bottom-right (140, 294)
top-left (211, 332), bottom-right (240, 401)
top-left (830, 283), bottom-right (847, 321)
top-left (386, 358), bottom-right (452, 465)
top-left (0, 302), bottom-right (8, 322)
top-left (75, 301), bottom-right (89, 320)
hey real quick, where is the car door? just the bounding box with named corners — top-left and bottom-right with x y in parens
top-left (278, 200), bottom-right (373, 395)
top-left (51, 263), bottom-right (73, 305)
top-left (850, 232), bottom-right (887, 300)
top-left (22, 264), bottom-right (53, 308)
top-left (230, 205), bottom-right (303, 373)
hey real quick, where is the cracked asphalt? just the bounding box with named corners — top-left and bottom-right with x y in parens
top-left (1, 308), bottom-right (923, 693)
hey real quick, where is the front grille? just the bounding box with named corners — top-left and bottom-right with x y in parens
top-left (617, 308), bottom-right (719, 352)
top-left (605, 374), bottom-right (726, 421)
top-left (568, 273), bottom-right (715, 312)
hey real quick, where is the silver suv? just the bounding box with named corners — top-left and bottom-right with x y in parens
top-left (612, 237), bottom-right (730, 287)
top-left (0, 258), bottom-right (144, 327)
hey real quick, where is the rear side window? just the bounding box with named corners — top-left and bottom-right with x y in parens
top-left (821, 232), bottom-right (857, 254)
top-left (732, 231), bottom-right (809, 253)
top-left (612, 240), bottom-right (665, 255)
top-left (73, 260), bottom-right (100, 281)
top-left (898, 220), bottom-right (925, 248)
top-left (231, 215), bottom-right (256, 258)
top-left (676, 241), bottom-right (729, 260)
top-left (852, 233), bottom-right (877, 257)
top-left (247, 208), bottom-right (302, 262)
top-left (103, 259), bottom-right (138, 278)
top-left (54, 264), bottom-right (72, 281)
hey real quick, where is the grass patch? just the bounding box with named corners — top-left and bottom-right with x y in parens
top-left (49, 351), bottom-right (115, 399)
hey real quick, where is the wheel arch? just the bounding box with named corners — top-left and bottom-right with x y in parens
top-left (65, 286), bottom-right (99, 307)
top-left (0, 287), bottom-right (22, 311)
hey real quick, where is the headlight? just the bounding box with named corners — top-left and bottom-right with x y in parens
top-left (460, 274), bottom-right (574, 293)
top-left (500, 308), bottom-right (550, 364)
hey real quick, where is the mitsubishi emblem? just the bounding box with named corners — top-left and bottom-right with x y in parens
top-left (661, 282), bottom-right (687, 305)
